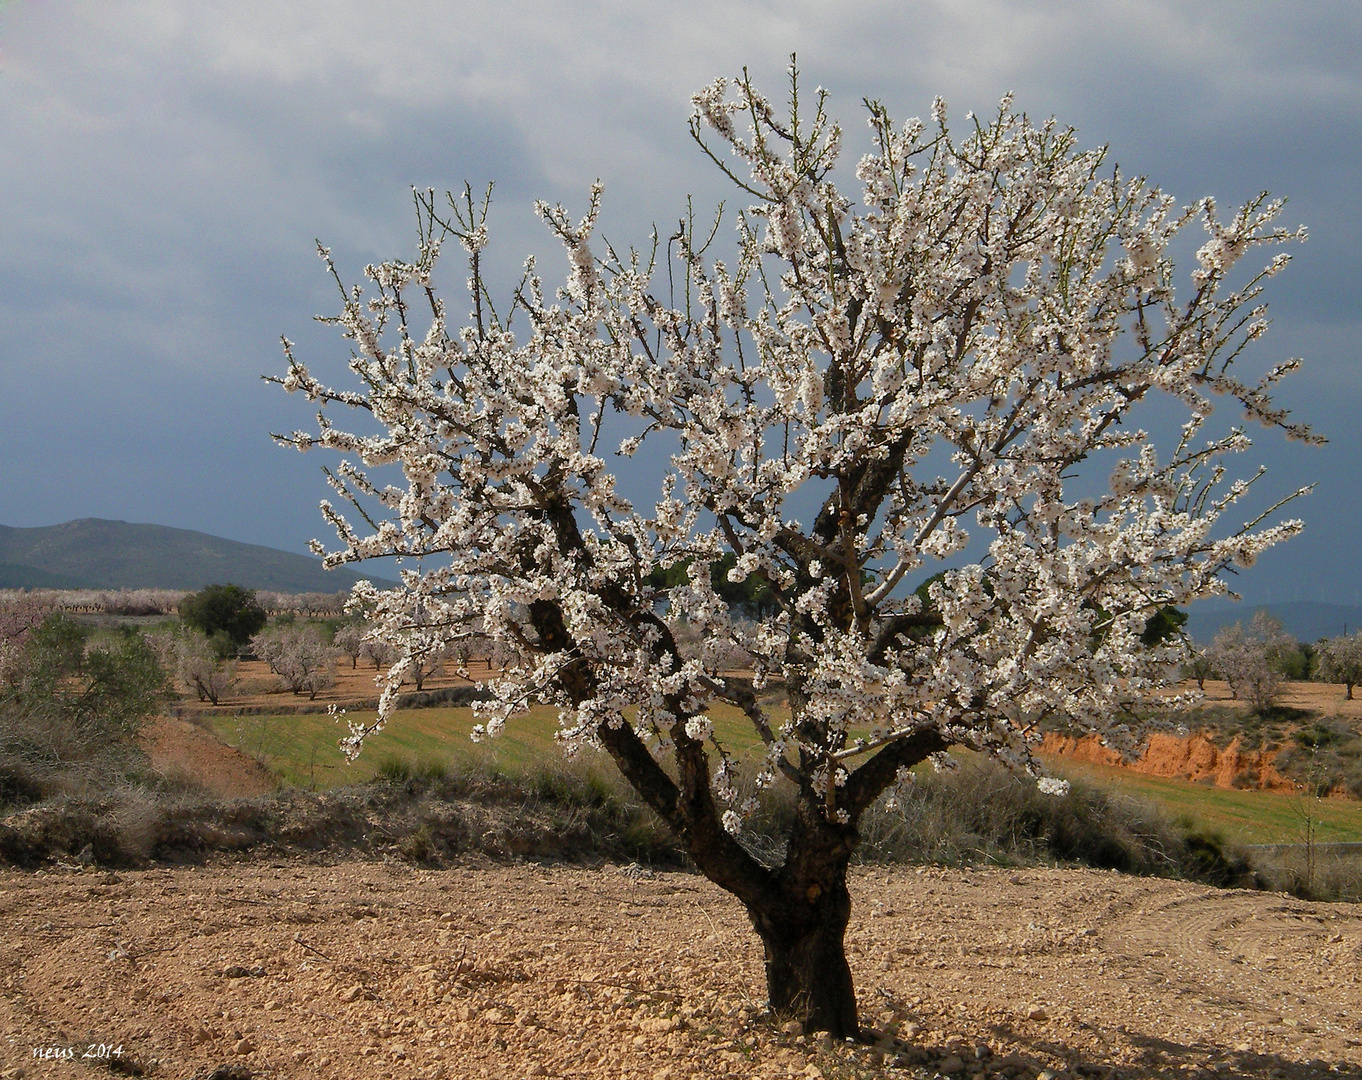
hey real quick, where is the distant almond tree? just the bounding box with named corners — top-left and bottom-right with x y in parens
top-left (1314, 631), bottom-right (1362, 700)
top-left (1209, 611), bottom-right (1297, 714)
top-left (172, 629), bottom-right (238, 706)
top-left (271, 65), bottom-right (1313, 1036)
top-left (332, 624), bottom-right (365, 669)
top-left (359, 637), bottom-right (398, 671)
top-left (0, 594), bottom-right (51, 688)
top-left (1184, 648), bottom-right (1215, 691)
top-left (251, 625), bottom-right (336, 700)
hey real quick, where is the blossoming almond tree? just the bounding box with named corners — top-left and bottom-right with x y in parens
top-left (271, 67), bottom-right (1314, 1037)
top-left (1316, 631), bottom-right (1362, 700)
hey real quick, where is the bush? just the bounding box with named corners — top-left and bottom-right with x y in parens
top-left (1250, 847), bottom-right (1362, 903)
top-left (375, 755), bottom-right (449, 790)
top-left (841, 758), bottom-right (1254, 886)
top-left (180, 584), bottom-right (267, 650)
top-left (4, 619), bottom-right (168, 748)
top-left (0, 617), bottom-right (170, 810)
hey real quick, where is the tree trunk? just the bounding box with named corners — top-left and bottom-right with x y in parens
top-left (747, 862), bottom-right (858, 1038)
top-left (736, 791), bottom-right (864, 1039)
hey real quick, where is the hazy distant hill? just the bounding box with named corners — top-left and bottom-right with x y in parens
top-left (0, 560), bottom-right (90, 590)
top-left (0, 519), bottom-right (395, 593)
top-left (1186, 601), bottom-right (1362, 645)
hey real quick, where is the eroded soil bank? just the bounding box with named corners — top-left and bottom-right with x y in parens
top-left (2, 861), bottom-right (1359, 1079)
top-left (1038, 731), bottom-right (1293, 791)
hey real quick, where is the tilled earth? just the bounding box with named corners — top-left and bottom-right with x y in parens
top-left (1, 860), bottom-right (1359, 1080)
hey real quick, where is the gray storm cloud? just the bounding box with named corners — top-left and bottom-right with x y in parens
top-left (0, 0), bottom-right (1355, 605)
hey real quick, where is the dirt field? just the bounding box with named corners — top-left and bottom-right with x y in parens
top-left (179, 659), bottom-right (496, 717)
top-left (140, 716), bottom-right (277, 798)
top-left (2, 859), bottom-right (1359, 1080)
top-left (1199, 680), bottom-right (1362, 721)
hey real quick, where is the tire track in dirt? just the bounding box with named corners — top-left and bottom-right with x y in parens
top-left (1095, 883), bottom-right (1362, 1049)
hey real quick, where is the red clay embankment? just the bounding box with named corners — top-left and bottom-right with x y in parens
top-left (1039, 730), bottom-right (1293, 791)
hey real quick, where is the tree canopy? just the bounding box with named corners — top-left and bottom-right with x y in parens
top-left (272, 65), bottom-right (1312, 1036)
top-left (178, 583), bottom-right (267, 649)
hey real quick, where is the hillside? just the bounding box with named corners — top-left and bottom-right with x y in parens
top-left (0, 560), bottom-right (89, 589)
top-left (0, 518), bottom-right (395, 593)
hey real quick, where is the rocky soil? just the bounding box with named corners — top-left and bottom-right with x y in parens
top-left (2, 859), bottom-right (1359, 1080)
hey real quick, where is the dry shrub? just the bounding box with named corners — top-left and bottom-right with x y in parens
top-left (852, 758), bottom-right (1255, 886)
top-left (3, 744), bottom-right (1330, 902)
top-left (1249, 847), bottom-right (1362, 902)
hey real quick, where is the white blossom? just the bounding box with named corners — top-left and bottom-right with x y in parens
top-left (271, 70), bottom-right (1313, 832)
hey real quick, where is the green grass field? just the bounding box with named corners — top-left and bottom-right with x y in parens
top-left (209, 705), bottom-right (1362, 848)
top-left (206, 702), bottom-right (769, 790)
top-left (1048, 758), bottom-right (1362, 846)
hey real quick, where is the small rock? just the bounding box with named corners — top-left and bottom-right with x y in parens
top-left (938, 1055), bottom-right (965, 1074)
top-left (1027, 1005), bottom-right (1049, 1021)
top-left (206, 1065), bottom-right (251, 1080)
top-left (802, 1066), bottom-right (824, 1079)
top-left (526, 1066), bottom-right (547, 1079)
top-left (233, 1037), bottom-right (255, 1055)
top-left (339, 984), bottom-right (363, 1002)
top-left (782, 1019), bottom-right (804, 1036)
top-left (1037, 1071), bottom-right (1058, 1080)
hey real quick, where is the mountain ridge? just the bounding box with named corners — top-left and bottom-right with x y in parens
top-left (0, 518), bottom-right (396, 593)
top-left (1186, 600), bottom-right (1362, 645)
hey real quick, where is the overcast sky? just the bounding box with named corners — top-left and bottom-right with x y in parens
top-left (1, 1), bottom-right (1357, 605)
